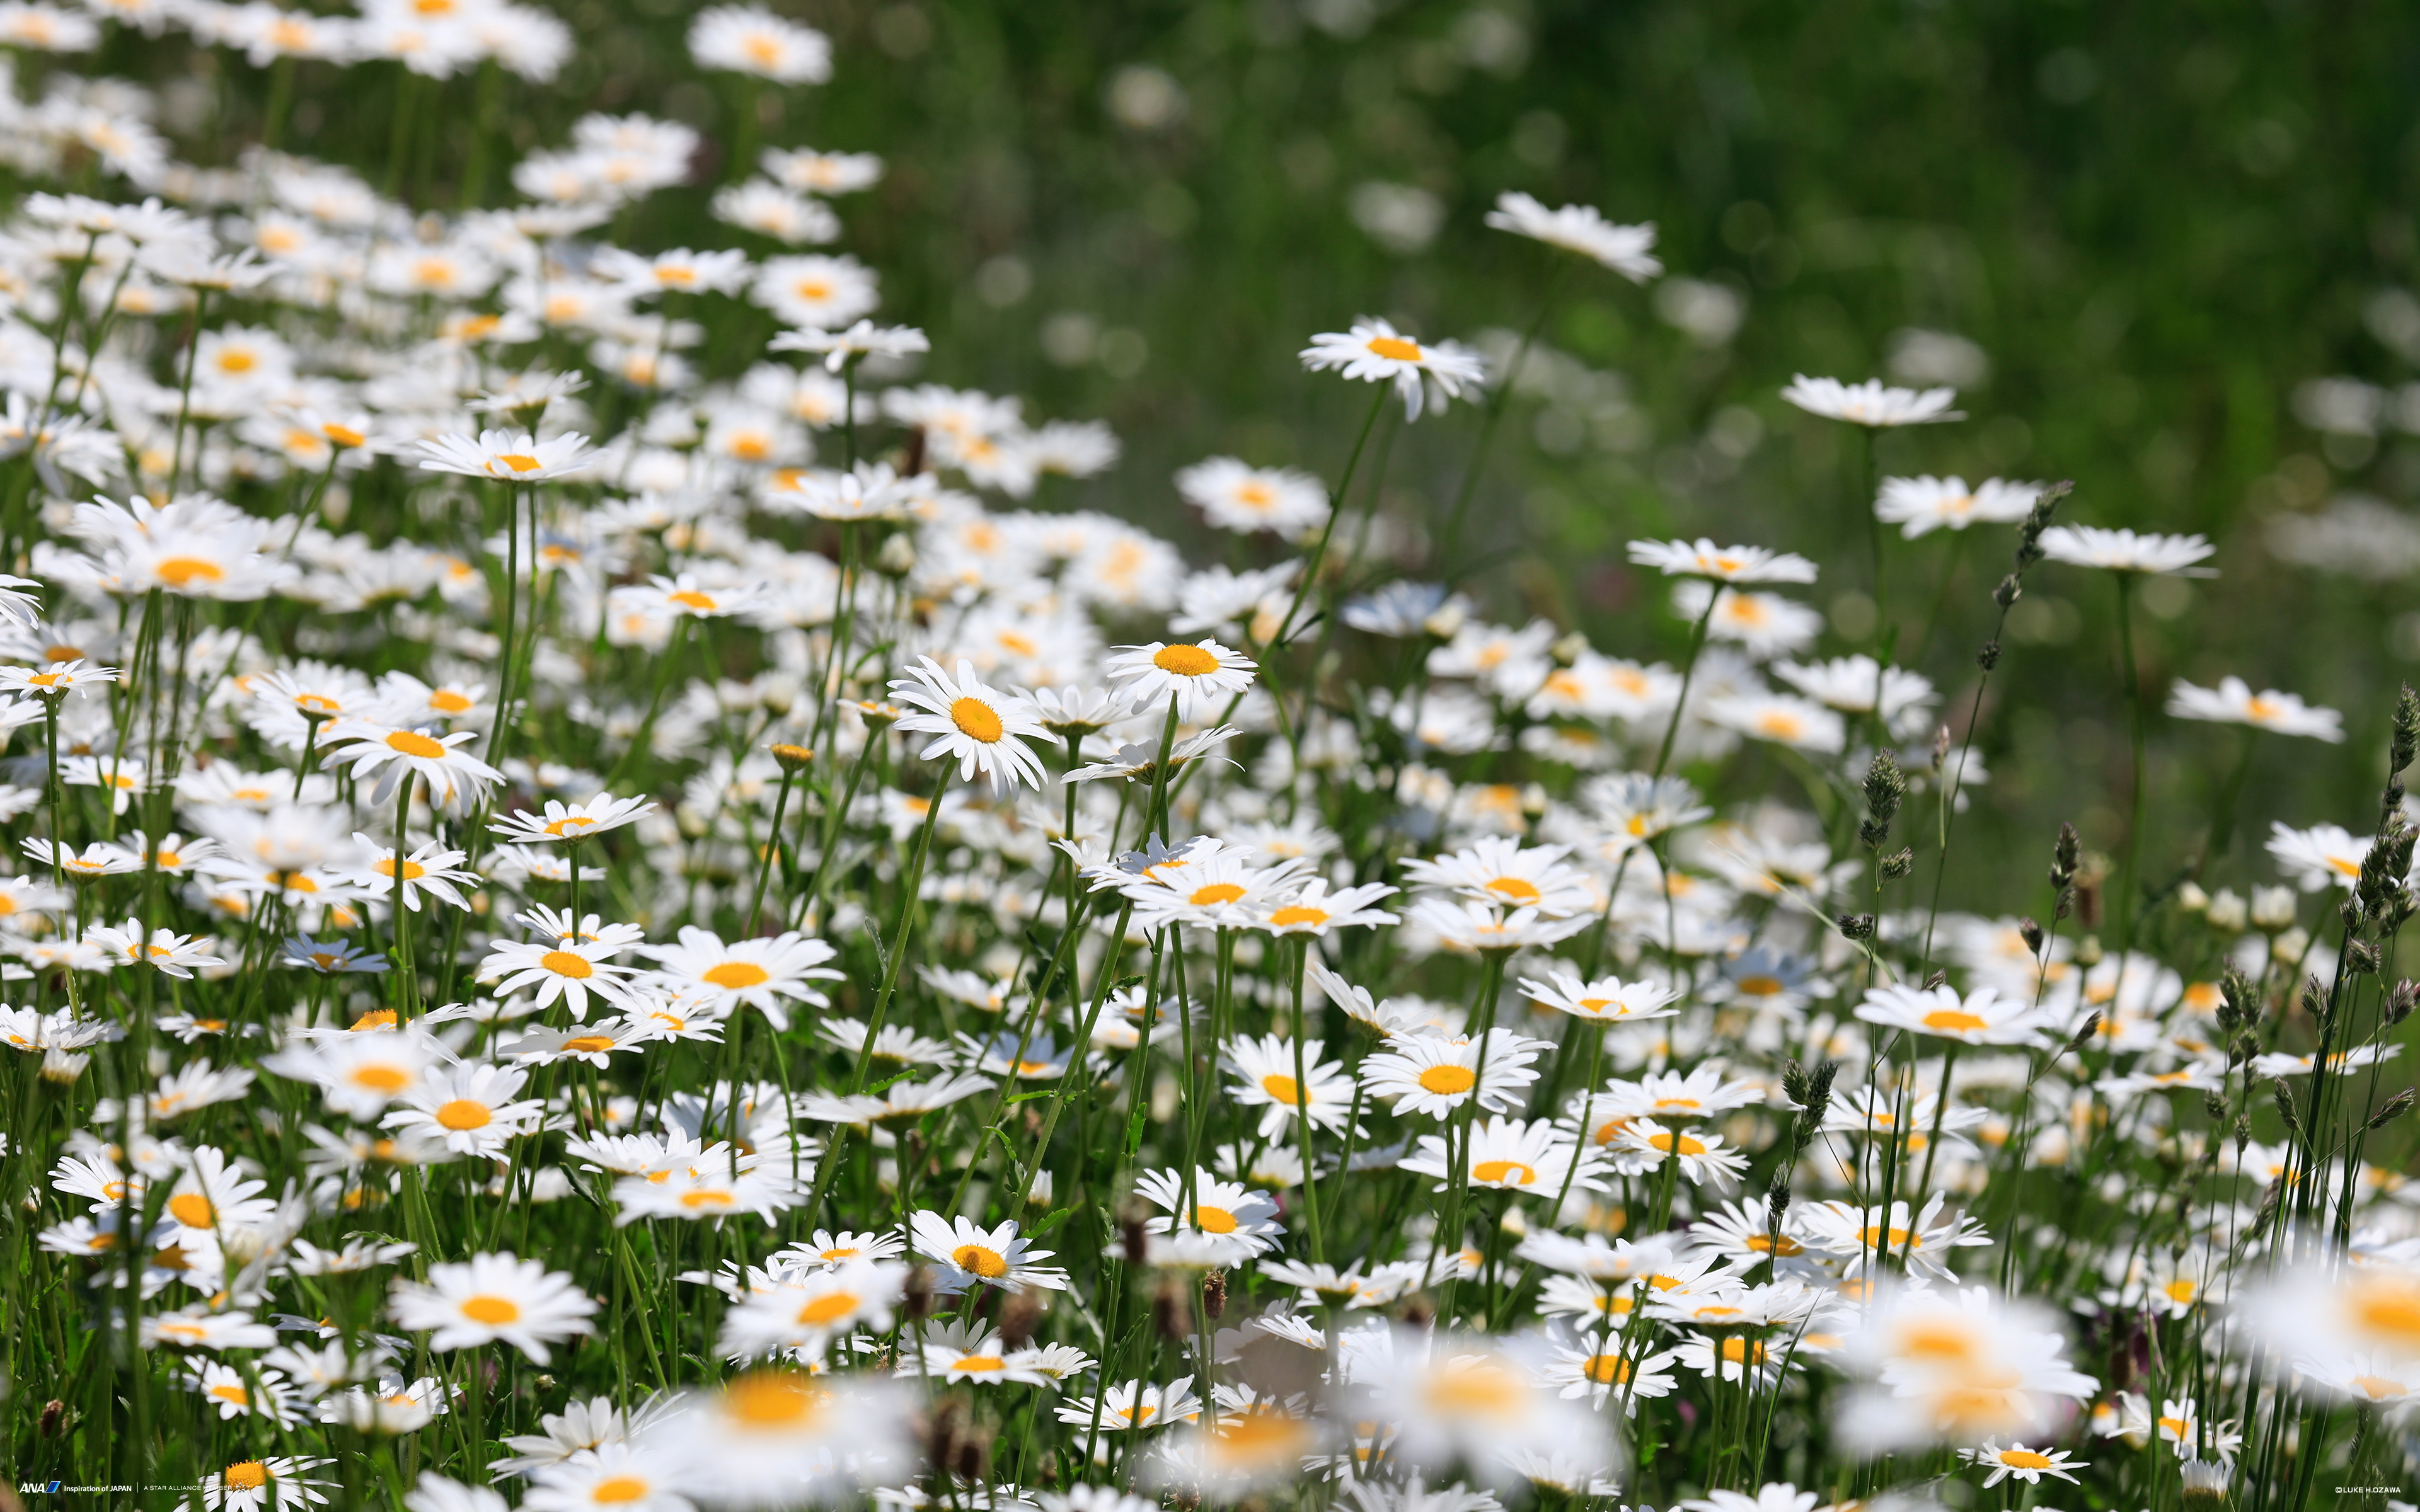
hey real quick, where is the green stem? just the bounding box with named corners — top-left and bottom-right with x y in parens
top-left (2114, 571), bottom-right (2146, 948)
top-left (848, 775), bottom-right (948, 1092)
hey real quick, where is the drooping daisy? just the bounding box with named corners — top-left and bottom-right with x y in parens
top-left (1780, 374), bottom-right (1962, 427)
top-left (1854, 982), bottom-right (2056, 1046)
top-left (1401, 837), bottom-right (1597, 917)
top-left (887, 656), bottom-right (1051, 796)
top-left (1299, 317), bottom-right (1489, 421)
top-left (1484, 192), bottom-right (1661, 280)
top-left (1054, 1376), bottom-right (1203, 1433)
top-left (1962, 1440), bottom-right (2085, 1487)
top-left (388, 1252), bottom-right (598, 1363)
top-left (490, 791), bottom-right (657, 845)
top-left (1132, 1167), bottom-right (1286, 1261)
top-left (1519, 970), bottom-right (1681, 1026)
top-left (1627, 537), bottom-right (1819, 585)
top-left (381, 1063), bottom-right (546, 1157)
top-left (417, 428), bottom-right (595, 483)
top-left (645, 927), bottom-right (843, 1031)
top-left (1222, 1032), bottom-right (1357, 1138)
top-left (1874, 475), bottom-right (2042, 538)
top-left (908, 1211), bottom-right (1069, 1294)
top-left (1794, 1194), bottom-right (1991, 1279)
top-left (1701, 694), bottom-right (1847, 755)
top-left (1400, 1116), bottom-right (1606, 1200)
top-left (718, 1258), bottom-right (906, 1360)
top-left (2265, 820), bottom-right (2371, 892)
top-left (1175, 457), bottom-right (1330, 537)
top-left (316, 720), bottom-right (503, 813)
top-left (1671, 581), bottom-right (1824, 660)
top-left (1358, 1028), bottom-right (1550, 1120)
top-left (2038, 525), bottom-right (2216, 576)
top-left (1252, 878), bottom-right (1397, 936)
top-left (1605, 1119), bottom-right (1750, 1189)
top-left (1772, 656), bottom-right (1937, 731)
top-left (523, 1441), bottom-right (694, 1512)
top-left (340, 835), bottom-right (480, 912)
top-left (476, 912), bottom-right (648, 1022)
top-left (2168, 677), bottom-right (2343, 742)
top-left (1103, 639), bottom-right (1258, 718)
top-left (200, 1455), bottom-right (333, 1512)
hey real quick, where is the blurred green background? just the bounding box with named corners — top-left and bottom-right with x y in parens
top-left (172, 0), bottom-right (2420, 899)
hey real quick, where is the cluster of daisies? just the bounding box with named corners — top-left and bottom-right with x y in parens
top-left (0, 5), bottom-right (2412, 1512)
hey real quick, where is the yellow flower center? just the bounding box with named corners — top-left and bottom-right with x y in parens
top-left (955, 1354), bottom-right (1006, 1373)
top-left (435, 1099), bottom-right (492, 1131)
top-left (723, 1372), bottom-right (826, 1429)
top-left (1422, 1360), bottom-right (1522, 1414)
top-left (1189, 882), bottom-right (1246, 907)
top-left (323, 423), bottom-right (366, 448)
top-left (2353, 1278), bottom-right (2420, 1346)
top-left (1193, 1205), bottom-right (1238, 1234)
top-left (168, 1193), bottom-right (214, 1227)
top-left (1999, 1449), bottom-right (2054, 1469)
top-left (1922, 1008), bottom-right (1989, 1033)
top-left (495, 453), bottom-right (543, 473)
top-left (669, 590), bottom-right (718, 611)
top-left (1584, 1354), bottom-right (1630, 1385)
top-left (1471, 1159), bottom-right (1536, 1186)
top-left (1485, 876), bottom-right (1541, 903)
top-left (1648, 1131), bottom-right (1708, 1155)
top-left (460, 1294), bottom-right (519, 1324)
top-left (954, 1244), bottom-right (1010, 1279)
top-left (540, 949), bottom-right (594, 979)
top-left (1366, 335), bottom-right (1422, 362)
top-left (1153, 643), bottom-right (1221, 677)
top-left (385, 730), bottom-right (448, 759)
top-left (350, 1065), bottom-right (411, 1093)
top-left (795, 1292), bottom-right (860, 1326)
top-left (591, 1478), bottom-right (651, 1504)
top-left (1269, 906), bottom-right (1328, 927)
top-left (562, 1035), bottom-right (616, 1053)
top-left (950, 696), bottom-right (1003, 742)
top-left (210, 1383), bottom-right (249, 1406)
top-left (429, 689), bottom-right (473, 713)
top-left (223, 1462), bottom-right (269, 1491)
top-left (1418, 1065), bottom-right (1478, 1096)
top-left (1260, 1072), bottom-right (1301, 1104)
top-left (155, 556), bottom-right (225, 587)
top-left (705, 961), bottom-right (771, 990)
top-left (353, 1009), bottom-right (398, 1031)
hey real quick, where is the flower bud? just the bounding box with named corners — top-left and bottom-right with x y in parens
top-left (2249, 885), bottom-right (2297, 932)
top-left (2205, 888), bottom-right (2248, 932)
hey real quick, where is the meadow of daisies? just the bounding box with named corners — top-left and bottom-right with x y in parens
top-left (0, 4), bottom-right (2409, 1512)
